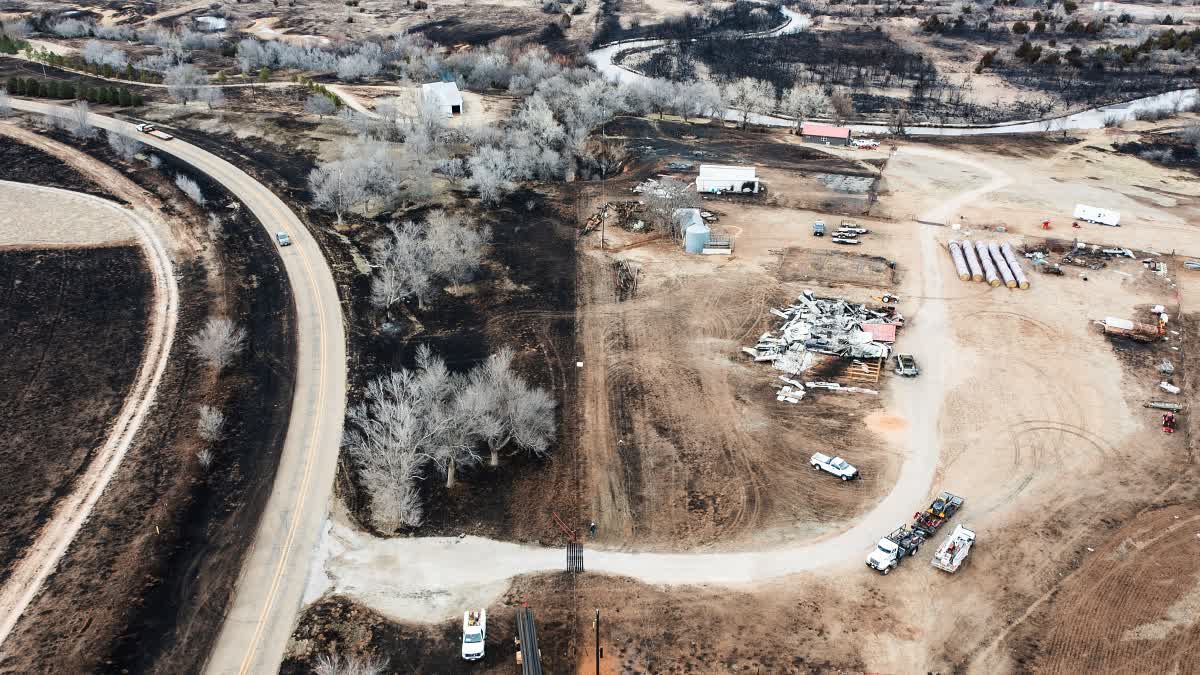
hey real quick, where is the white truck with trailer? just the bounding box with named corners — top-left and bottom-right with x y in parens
top-left (866, 525), bottom-right (925, 575)
top-left (135, 123), bottom-right (174, 140)
top-left (462, 609), bottom-right (486, 661)
top-left (810, 452), bottom-right (858, 480)
top-left (1073, 203), bottom-right (1120, 227)
top-left (931, 524), bottom-right (976, 573)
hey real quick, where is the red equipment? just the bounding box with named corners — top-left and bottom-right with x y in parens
top-left (1163, 413), bottom-right (1177, 434)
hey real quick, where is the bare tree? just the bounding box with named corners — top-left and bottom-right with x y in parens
top-left (107, 130), bottom-right (144, 161)
top-left (189, 316), bottom-right (246, 371)
top-left (197, 404), bottom-right (225, 443)
top-left (641, 177), bottom-right (696, 241)
top-left (81, 40), bottom-right (128, 70)
top-left (781, 85), bottom-right (830, 133)
top-left (164, 63), bottom-right (210, 105)
top-left (175, 174), bottom-right (206, 205)
top-left (66, 101), bottom-right (97, 140)
top-left (370, 223), bottom-right (433, 310)
top-left (830, 88), bottom-right (855, 125)
top-left (308, 161), bottom-right (368, 226)
top-left (313, 653), bottom-right (388, 675)
top-left (464, 348), bottom-right (556, 466)
top-left (723, 77), bottom-right (775, 129)
top-left (196, 85), bottom-right (225, 110)
top-left (196, 448), bottom-right (214, 470)
top-left (305, 94), bottom-right (337, 118)
top-left (466, 145), bottom-right (516, 204)
top-left (0, 89), bottom-right (12, 118)
top-left (425, 210), bottom-right (490, 286)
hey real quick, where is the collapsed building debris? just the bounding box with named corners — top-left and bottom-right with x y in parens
top-left (744, 291), bottom-right (903, 401)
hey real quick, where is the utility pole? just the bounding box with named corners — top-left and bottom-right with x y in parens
top-left (593, 608), bottom-right (601, 675)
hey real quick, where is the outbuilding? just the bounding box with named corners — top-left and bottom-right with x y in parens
top-left (695, 164), bottom-right (759, 195)
top-left (421, 81), bottom-right (463, 117)
top-left (801, 122), bottom-right (852, 146)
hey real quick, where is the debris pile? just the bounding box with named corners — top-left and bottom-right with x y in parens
top-left (743, 291), bottom-right (903, 383)
top-left (582, 201), bottom-right (643, 236)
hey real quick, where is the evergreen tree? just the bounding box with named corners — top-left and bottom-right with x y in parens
top-left (118, 88), bottom-right (132, 106)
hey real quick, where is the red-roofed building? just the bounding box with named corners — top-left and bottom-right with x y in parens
top-left (801, 122), bottom-right (852, 146)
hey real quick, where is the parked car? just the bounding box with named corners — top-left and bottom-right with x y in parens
top-left (275, 232), bottom-right (292, 247)
top-left (893, 354), bottom-right (919, 377)
top-left (812, 221), bottom-right (826, 237)
top-left (852, 138), bottom-right (880, 149)
top-left (810, 452), bottom-right (858, 480)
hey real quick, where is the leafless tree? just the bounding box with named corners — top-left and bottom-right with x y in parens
top-left (642, 177), bottom-right (696, 241)
top-left (63, 101), bottom-right (98, 140)
top-left (830, 88), bottom-right (855, 125)
top-left (81, 40), bottom-right (128, 70)
top-left (723, 77), bottom-right (775, 129)
top-left (197, 404), bottom-right (225, 443)
top-left (425, 210), bottom-right (490, 286)
top-left (464, 348), bottom-right (556, 466)
top-left (305, 94), bottom-right (337, 118)
top-left (164, 63), bottom-right (210, 105)
top-left (780, 85), bottom-right (829, 133)
top-left (313, 653), bottom-right (388, 675)
top-left (175, 174), bottom-right (206, 205)
top-left (196, 85), bottom-right (225, 110)
top-left (196, 448), bottom-right (214, 470)
top-left (107, 130), bottom-right (144, 161)
top-left (0, 89), bottom-right (11, 118)
top-left (370, 222), bottom-right (433, 310)
top-left (189, 316), bottom-right (246, 371)
top-left (309, 161), bottom-right (368, 226)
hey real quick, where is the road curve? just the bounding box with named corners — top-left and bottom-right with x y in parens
top-left (6, 99), bottom-right (347, 674)
top-left (0, 180), bottom-right (178, 650)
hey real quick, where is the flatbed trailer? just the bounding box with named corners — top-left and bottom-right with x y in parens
top-left (912, 491), bottom-right (964, 537)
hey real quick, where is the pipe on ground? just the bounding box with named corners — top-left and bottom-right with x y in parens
top-left (988, 241), bottom-right (1017, 289)
top-left (948, 241), bottom-right (971, 281)
top-left (975, 240), bottom-right (1001, 287)
top-left (961, 238), bottom-right (984, 281)
top-left (1001, 242), bottom-right (1030, 289)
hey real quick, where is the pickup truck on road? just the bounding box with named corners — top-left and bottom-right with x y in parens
top-left (867, 525), bottom-right (925, 575)
top-left (135, 123), bottom-right (173, 140)
top-left (810, 452), bottom-right (858, 480)
top-left (462, 609), bottom-right (486, 661)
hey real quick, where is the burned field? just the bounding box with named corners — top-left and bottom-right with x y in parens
top-left (0, 246), bottom-right (148, 585)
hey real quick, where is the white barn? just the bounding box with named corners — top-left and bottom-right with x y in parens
top-left (421, 81), bottom-right (464, 117)
top-left (695, 164), bottom-right (759, 194)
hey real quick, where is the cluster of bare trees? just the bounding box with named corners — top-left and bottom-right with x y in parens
top-left (44, 101), bottom-right (97, 139)
top-left (164, 63), bottom-right (223, 108)
top-left (369, 210), bottom-right (490, 311)
top-left (188, 316), bottom-right (246, 470)
top-left (313, 653), bottom-right (388, 675)
top-left (81, 40), bottom-right (128, 70)
top-left (345, 345), bottom-right (555, 531)
top-left (107, 130), bottom-right (144, 161)
top-left (175, 174), bottom-right (206, 205)
top-left (642, 178), bottom-right (699, 241)
top-left (307, 142), bottom-right (408, 225)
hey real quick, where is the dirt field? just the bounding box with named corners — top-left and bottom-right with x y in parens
top-left (0, 245), bottom-right (148, 585)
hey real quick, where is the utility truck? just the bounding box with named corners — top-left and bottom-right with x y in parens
top-left (866, 525), bottom-right (925, 575)
top-left (462, 609), bottom-right (486, 661)
top-left (810, 452), bottom-right (858, 480)
top-left (931, 524), bottom-right (976, 573)
top-left (135, 123), bottom-right (173, 140)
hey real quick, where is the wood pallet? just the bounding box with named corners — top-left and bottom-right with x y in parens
top-left (841, 358), bottom-right (883, 384)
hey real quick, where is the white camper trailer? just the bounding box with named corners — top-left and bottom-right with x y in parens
top-left (1073, 204), bottom-right (1121, 227)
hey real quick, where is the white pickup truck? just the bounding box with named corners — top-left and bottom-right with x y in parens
top-left (931, 524), bottom-right (976, 573)
top-left (135, 123), bottom-right (173, 140)
top-left (851, 138), bottom-right (880, 149)
top-left (462, 609), bottom-right (486, 661)
top-left (810, 452), bottom-right (858, 480)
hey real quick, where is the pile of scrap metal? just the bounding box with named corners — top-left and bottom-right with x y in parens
top-left (582, 201), bottom-right (643, 236)
top-left (743, 291), bottom-right (903, 383)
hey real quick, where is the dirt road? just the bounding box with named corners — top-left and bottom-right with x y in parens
top-left (0, 181), bottom-right (178, 648)
top-left (303, 148), bottom-right (1015, 623)
top-left (4, 99), bottom-right (347, 675)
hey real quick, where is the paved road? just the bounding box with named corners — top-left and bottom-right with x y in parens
top-left (587, 12), bottom-right (1199, 134)
top-left (6, 99), bottom-right (347, 675)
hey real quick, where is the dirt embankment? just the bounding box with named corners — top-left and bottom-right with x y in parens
top-left (0, 246), bottom-right (149, 585)
top-left (0, 131), bottom-right (296, 674)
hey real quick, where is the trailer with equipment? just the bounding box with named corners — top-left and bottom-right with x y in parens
top-left (912, 491), bottom-right (964, 537)
top-left (931, 524), bottom-right (976, 573)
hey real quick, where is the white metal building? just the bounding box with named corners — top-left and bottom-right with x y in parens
top-left (695, 164), bottom-right (759, 194)
top-left (421, 81), bottom-right (464, 117)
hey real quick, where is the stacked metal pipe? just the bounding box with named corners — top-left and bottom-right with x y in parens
top-left (961, 239), bottom-right (984, 281)
top-left (948, 241), bottom-right (970, 281)
top-left (975, 240), bottom-right (1001, 287)
top-left (987, 241), bottom-right (1017, 288)
top-left (1000, 242), bottom-right (1030, 289)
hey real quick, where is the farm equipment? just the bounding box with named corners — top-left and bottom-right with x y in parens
top-left (866, 525), bottom-right (926, 575)
top-left (931, 524), bottom-right (976, 573)
top-left (1098, 317), bottom-right (1162, 343)
top-left (912, 491), bottom-right (964, 537)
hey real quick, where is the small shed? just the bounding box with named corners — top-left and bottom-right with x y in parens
top-left (801, 122), bottom-right (852, 146)
top-left (695, 165), bottom-right (759, 194)
top-left (421, 81), bottom-right (463, 117)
